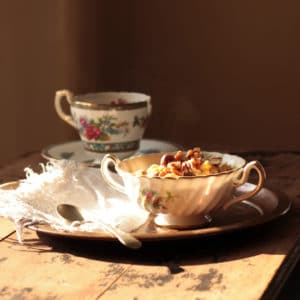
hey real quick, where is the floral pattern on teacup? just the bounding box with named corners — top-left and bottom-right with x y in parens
top-left (79, 115), bottom-right (129, 141)
top-left (84, 140), bottom-right (139, 153)
top-left (110, 98), bottom-right (128, 106)
top-left (133, 115), bottom-right (149, 128)
top-left (139, 189), bottom-right (175, 213)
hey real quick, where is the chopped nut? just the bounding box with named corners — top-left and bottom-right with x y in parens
top-left (160, 154), bottom-right (175, 166)
top-left (168, 161), bottom-right (182, 169)
top-left (174, 150), bottom-right (183, 161)
top-left (185, 150), bottom-right (194, 159)
top-left (137, 147), bottom-right (231, 177)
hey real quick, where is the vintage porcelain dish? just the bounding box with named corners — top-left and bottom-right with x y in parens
top-left (101, 151), bottom-right (266, 227)
top-left (41, 139), bottom-right (179, 164)
top-left (0, 182), bottom-right (290, 241)
top-left (55, 90), bottom-right (152, 154)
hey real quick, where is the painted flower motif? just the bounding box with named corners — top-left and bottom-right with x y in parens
top-left (140, 189), bottom-right (174, 212)
top-left (133, 115), bottom-right (148, 128)
top-left (110, 98), bottom-right (128, 106)
top-left (79, 117), bottom-right (88, 127)
top-left (78, 115), bottom-right (129, 141)
top-left (85, 125), bottom-right (102, 140)
top-left (145, 191), bottom-right (154, 201)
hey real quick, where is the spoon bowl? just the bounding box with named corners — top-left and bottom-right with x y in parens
top-left (57, 203), bottom-right (142, 249)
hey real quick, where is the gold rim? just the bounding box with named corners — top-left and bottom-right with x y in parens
top-left (71, 91), bottom-right (151, 111)
top-left (72, 100), bottom-right (148, 110)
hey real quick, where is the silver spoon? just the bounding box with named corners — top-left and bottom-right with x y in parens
top-left (57, 204), bottom-right (142, 249)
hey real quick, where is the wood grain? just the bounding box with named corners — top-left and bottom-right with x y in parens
top-left (0, 151), bottom-right (300, 299)
top-left (0, 218), bottom-right (15, 241)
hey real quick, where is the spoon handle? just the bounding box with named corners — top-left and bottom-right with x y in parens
top-left (94, 221), bottom-right (142, 249)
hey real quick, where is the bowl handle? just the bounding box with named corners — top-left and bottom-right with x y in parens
top-left (101, 154), bottom-right (127, 195)
top-left (223, 161), bottom-right (266, 210)
top-left (54, 90), bottom-right (77, 128)
top-left (146, 98), bottom-right (152, 116)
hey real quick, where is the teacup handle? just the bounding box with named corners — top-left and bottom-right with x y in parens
top-left (223, 161), bottom-right (266, 210)
top-left (54, 90), bottom-right (77, 128)
top-left (101, 154), bottom-right (127, 195)
top-left (146, 98), bottom-right (152, 116)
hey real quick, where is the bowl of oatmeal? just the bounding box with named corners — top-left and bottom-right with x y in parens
top-left (101, 148), bottom-right (266, 228)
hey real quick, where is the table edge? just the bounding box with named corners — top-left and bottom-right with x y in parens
top-left (261, 236), bottom-right (300, 300)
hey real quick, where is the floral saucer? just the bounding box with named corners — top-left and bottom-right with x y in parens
top-left (42, 139), bottom-right (180, 165)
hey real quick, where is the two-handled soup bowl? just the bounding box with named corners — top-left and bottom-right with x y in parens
top-left (101, 150), bottom-right (266, 228)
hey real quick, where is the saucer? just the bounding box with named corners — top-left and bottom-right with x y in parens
top-left (42, 139), bottom-right (179, 164)
top-left (0, 182), bottom-right (290, 242)
top-left (30, 184), bottom-right (291, 241)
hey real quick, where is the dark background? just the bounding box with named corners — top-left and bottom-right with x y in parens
top-left (1, 0), bottom-right (300, 163)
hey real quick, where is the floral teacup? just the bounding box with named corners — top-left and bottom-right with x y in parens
top-left (55, 90), bottom-right (151, 155)
top-left (101, 151), bottom-right (266, 228)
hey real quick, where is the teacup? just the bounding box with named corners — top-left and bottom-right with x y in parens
top-left (54, 90), bottom-right (151, 155)
top-left (101, 151), bottom-right (266, 228)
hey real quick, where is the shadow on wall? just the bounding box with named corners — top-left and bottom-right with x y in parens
top-left (1, 0), bottom-right (300, 164)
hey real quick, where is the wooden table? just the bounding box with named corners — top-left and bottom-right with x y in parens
top-left (0, 151), bottom-right (300, 299)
